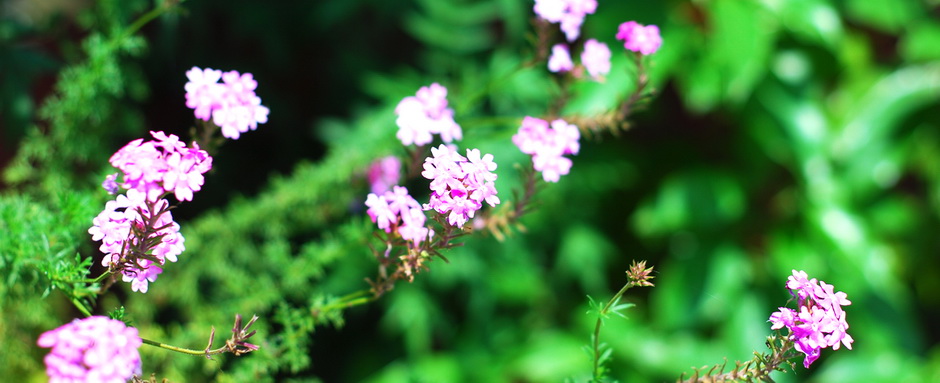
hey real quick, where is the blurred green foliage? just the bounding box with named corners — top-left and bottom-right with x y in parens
top-left (2, 0), bottom-right (940, 382)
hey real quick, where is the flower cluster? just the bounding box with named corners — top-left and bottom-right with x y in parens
top-left (616, 21), bottom-right (662, 55)
top-left (367, 156), bottom-right (401, 195)
top-left (185, 66), bottom-right (270, 140)
top-left (395, 83), bottom-right (462, 146)
top-left (109, 131), bottom-right (213, 202)
top-left (89, 189), bottom-right (184, 293)
top-left (37, 316), bottom-right (142, 383)
top-left (548, 39), bottom-right (611, 81)
top-left (421, 145), bottom-right (500, 227)
top-left (366, 186), bottom-right (432, 246)
top-left (513, 117), bottom-right (580, 182)
top-left (769, 270), bottom-right (853, 368)
top-left (533, 0), bottom-right (597, 41)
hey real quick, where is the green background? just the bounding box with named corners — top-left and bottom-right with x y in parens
top-left (2, 0), bottom-right (939, 382)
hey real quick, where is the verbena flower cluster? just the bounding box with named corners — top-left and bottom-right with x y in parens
top-left (616, 21), bottom-right (662, 55)
top-left (185, 66), bottom-right (270, 140)
top-left (422, 145), bottom-right (500, 227)
top-left (367, 156), bottom-right (401, 195)
top-left (548, 39), bottom-right (611, 81)
top-left (513, 116), bottom-right (580, 182)
top-left (37, 316), bottom-right (142, 383)
top-left (395, 83), bottom-right (462, 146)
top-left (366, 186), bottom-right (432, 246)
top-left (109, 130), bottom-right (213, 202)
top-left (89, 189), bottom-right (184, 293)
top-left (769, 270), bottom-right (854, 368)
top-left (92, 131), bottom-right (210, 293)
top-left (533, 0), bottom-right (597, 41)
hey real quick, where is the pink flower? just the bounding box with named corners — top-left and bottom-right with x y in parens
top-left (367, 156), bottom-right (401, 195)
top-left (365, 186), bottom-right (432, 246)
top-left (768, 270), bottom-right (853, 368)
top-left (37, 316), bottom-right (142, 383)
top-left (616, 21), bottom-right (662, 55)
top-left (421, 145), bottom-right (500, 227)
top-left (88, 189), bottom-right (184, 293)
top-left (548, 44), bottom-right (574, 73)
top-left (581, 39), bottom-right (611, 80)
top-left (109, 131), bottom-right (213, 202)
top-left (513, 117), bottom-right (580, 182)
top-left (533, 0), bottom-right (597, 42)
top-left (184, 66), bottom-right (269, 140)
top-left (395, 83), bottom-right (462, 146)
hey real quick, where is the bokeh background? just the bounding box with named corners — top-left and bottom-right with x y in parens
top-left (2, 0), bottom-right (940, 382)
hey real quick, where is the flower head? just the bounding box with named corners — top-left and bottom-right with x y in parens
top-left (421, 145), bottom-right (500, 227)
top-left (395, 83), bottom-right (462, 146)
top-left (109, 131), bottom-right (213, 203)
top-left (185, 66), bottom-right (269, 140)
top-left (513, 117), bottom-right (580, 182)
top-left (581, 39), bottom-right (611, 80)
top-left (366, 186), bottom-right (432, 246)
top-left (37, 316), bottom-right (142, 383)
top-left (534, 0), bottom-right (597, 41)
top-left (768, 270), bottom-right (853, 368)
top-left (548, 44), bottom-right (574, 73)
top-left (88, 189), bottom-right (184, 293)
top-left (616, 21), bottom-right (662, 55)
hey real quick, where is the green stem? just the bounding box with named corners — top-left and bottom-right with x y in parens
top-left (592, 282), bottom-right (636, 381)
top-left (71, 297), bottom-right (93, 317)
top-left (312, 290), bottom-right (377, 316)
top-left (140, 337), bottom-right (229, 357)
top-left (117, 1), bottom-right (181, 43)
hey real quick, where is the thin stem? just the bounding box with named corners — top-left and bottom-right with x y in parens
top-left (117, 1), bottom-right (182, 43)
top-left (312, 290), bottom-right (378, 317)
top-left (591, 281), bottom-right (637, 381)
top-left (140, 337), bottom-right (230, 357)
top-left (71, 297), bottom-right (93, 317)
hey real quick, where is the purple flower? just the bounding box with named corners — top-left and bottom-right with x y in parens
top-left (548, 44), bottom-right (574, 73)
top-left (421, 145), bottom-right (500, 227)
top-left (109, 131), bottom-right (213, 203)
top-left (88, 189), bottom-right (184, 293)
top-left (768, 270), bottom-right (853, 368)
top-left (581, 39), bottom-right (611, 80)
top-left (184, 66), bottom-right (269, 140)
top-left (366, 186), bottom-right (432, 246)
top-left (101, 173), bottom-right (120, 195)
top-left (616, 21), bottom-right (662, 55)
top-left (395, 83), bottom-right (462, 146)
top-left (37, 316), bottom-right (142, 383)
top-left (513, 117), bottom-right (580, 182)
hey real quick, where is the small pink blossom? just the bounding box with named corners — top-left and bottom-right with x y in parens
top-left (581, 39), bottom-right (611, 80)
top-left (88, 189), bottom-right (184, 293)
top-left (184, 66), bottom-right (269, 140)
top-left (37, 316), bottom-right (142, 383)
top-left (533, 0), bottom-right (597, 42)
top-left (395, 83), bottom-right (462, 146)
top-left (365, 186), bottom-right (432, 246)
top-left (548, 44), bottom-right (574, 73)
top-left (367, 156), bottom-right (401, 195)
top-left (421, 145), bottom-right (500, 227)
top-left (616, 21), bottom-right (662, 55)
top-left (768, 270), bottom-right (852, 368)
top-left (513, 117), bottom-right (580, 182)
top-left (109, 131), bottom-right (213, 203)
